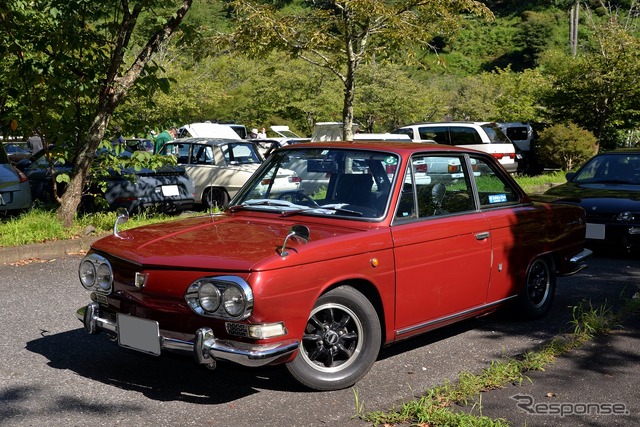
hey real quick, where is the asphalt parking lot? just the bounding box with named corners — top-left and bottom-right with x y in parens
top-left (0, 239), bottom-right (638, 426)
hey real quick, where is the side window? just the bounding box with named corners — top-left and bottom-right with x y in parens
top-left (396, 164), bottom-right (416, 219)
top-left (472, 156), bottom-right (521, 207)
top-left (193, 145), bottom-right (213, 164)
top-left (223, 143), bottom-right (261, 165)
top-left (449, 127), bottom-right (482, 145)
top-left (395, 155), bottom-right (475, 221)
top-left (161, 143), bottom-right (191, 164)
top-left (419, 126), bottom-right (448, 144)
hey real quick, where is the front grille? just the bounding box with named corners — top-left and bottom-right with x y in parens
top-left (226, 322), bottom-right (249, 337)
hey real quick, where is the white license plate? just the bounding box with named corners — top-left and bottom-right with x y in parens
top-left (117, 314), bottom-right (161, 356)
top-left (586, 223), bottom-right (605, 240)
top-left (161, 185), bottom-right (180, 197)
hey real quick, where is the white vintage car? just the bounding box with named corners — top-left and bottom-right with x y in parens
top-left (159, 138), bottom-right (299, 208)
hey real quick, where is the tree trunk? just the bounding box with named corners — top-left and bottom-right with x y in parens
top-left (54, 0), bottom-right (193, 227)
top-left (57, 118), bottom-right (109, 226)
top-left (342, 82), bottom-right (355, 141)
top-left (342, 48), bottom-right (357, 141)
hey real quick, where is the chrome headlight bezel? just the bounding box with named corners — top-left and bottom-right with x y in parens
top-left (78, 254), bottom-right (113, 294)
top-left (185, 276), bottom-right (253, 320)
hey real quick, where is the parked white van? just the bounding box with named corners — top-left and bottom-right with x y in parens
top-left (392, 122), bottom-right (519, 173)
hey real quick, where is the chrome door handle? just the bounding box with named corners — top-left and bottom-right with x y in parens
top-left (475, 231), bottom-right (490, 240)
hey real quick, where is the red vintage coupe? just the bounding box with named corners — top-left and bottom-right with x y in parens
top-left (76, 141), bottom-right (591, 391)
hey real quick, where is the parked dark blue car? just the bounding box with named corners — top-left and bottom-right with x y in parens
top-left (17, 147), bottom-right (194, 213)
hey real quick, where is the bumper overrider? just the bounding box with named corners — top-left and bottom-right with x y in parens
top-left (562, 248), bottom-right (593, 276)
top-left (76, 302), bottom-right (299, 369)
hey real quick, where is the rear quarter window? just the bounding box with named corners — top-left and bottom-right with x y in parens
top-left (472, 156), bottom-right (521, 207)
top-left (449, 127), bottom-right (482, 145)
top-left (419, 127), bottom-right (448, 144)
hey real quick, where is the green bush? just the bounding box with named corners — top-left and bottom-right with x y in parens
top-left (536, 122), bottom-right (598, 171)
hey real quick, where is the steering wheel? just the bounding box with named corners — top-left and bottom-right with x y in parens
top-left (277, 191), bottom-right (319, 207)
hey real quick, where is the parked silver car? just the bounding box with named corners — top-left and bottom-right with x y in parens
top-left (0, 143), bottom-right (32, 214)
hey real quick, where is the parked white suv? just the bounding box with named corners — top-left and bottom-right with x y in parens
top-left (392, 122), bottom-right (519, 173)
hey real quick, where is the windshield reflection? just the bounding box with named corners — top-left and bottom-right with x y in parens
top-left (231, 148), bottom-right (399, 219)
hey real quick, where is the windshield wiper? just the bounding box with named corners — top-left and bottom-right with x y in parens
top-left (280, 205), bottom-right (363, 217)
top-left (228, 200), bottom-right (294, 213)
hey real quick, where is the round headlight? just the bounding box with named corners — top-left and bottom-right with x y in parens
top-left (223, 286), bottom-right (245, 317)
top-left (79, 260), bottom-right (97, 289)
top-left (96, 263), bottom-right (112, 291)
top-left (199, 282), bottom-right (221, 313)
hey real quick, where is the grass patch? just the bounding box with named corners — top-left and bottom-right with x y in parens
top-left (514, 170), bottom-right (567, 194)
top-left (360, 296), bottom-right (640, 426)
top-left (0, 208), bottom-right (204, 247)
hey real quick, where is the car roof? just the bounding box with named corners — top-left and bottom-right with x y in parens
top-left (276, 140), bottom-right (488, 156)
top-left (399, 121), bottom-right (495, 127)
top-left (605, 148), bottom-right (640, 154)
top-left (172, 137), bottom-right (255, 146)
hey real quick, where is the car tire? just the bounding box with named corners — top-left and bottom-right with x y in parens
top-left (286, 286), bottom-right (381, 391)
top-left (518, 257), bottom-right (556, 319)
top-left (203, 187), bottom-right (229, 209)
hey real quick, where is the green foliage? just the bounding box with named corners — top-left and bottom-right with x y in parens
top-left (541, 7), bottom-right (640, 149)
top-left (223, 0), bottom-right (494, 139)
top-left (1, 1), bottom-right (195, 226)
top-left (570, 301), bottom-right (613, 339)
top-left (0, 209), bottom-right (70, 247)
top-left (536, 122), bottom-right (598, 171)
top-left (354, 63), bottom-right (446, 131)
top-left (513, 9), bottom-right (566, 69)
top-left (451, 67), bottom-right (550, 121)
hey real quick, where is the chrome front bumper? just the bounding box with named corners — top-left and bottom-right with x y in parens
top-left (562, 248), bottom-right (593, 276)
top-left (76, 303), bottom-right (299, 368)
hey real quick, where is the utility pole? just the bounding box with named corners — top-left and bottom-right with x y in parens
top-left (570, 0), bottom-right (580, 56)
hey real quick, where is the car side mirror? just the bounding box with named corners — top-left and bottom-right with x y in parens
top-left (565, 172), bottom-right (576, 182)
top-left (113, 208), bottom-right (129, 238)
top-left (280, 224), bottom-right (310, 257)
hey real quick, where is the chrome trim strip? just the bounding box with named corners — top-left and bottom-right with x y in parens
top-left (396, 295), bottom-right (517, 337)
top-left (76, 303), bottom-right (299, 368)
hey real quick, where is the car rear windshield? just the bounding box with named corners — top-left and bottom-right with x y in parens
top-left (481, 124), bottom-right (511, 143)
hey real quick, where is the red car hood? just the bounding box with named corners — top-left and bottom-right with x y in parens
top-left (91, 214), bottom-right (387, 271)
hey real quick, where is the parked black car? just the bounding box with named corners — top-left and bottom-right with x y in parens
top-left (17, 147), bottom-right (195, 213)
top-left (543, 149), bottom-right (640, 251)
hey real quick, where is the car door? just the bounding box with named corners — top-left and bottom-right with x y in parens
top-left (392, 153), bottom-right (492, 338)
top-left (469, 154), bottom-right (537, 302)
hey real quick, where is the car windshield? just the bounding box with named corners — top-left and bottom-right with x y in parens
top-left (573, 153), bottom-right (640, 185)
top-left (231, 147), bottom-right (399, 219)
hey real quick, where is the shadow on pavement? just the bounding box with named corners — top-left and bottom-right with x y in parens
top-left (25, 328), bottom-right (305, 404)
